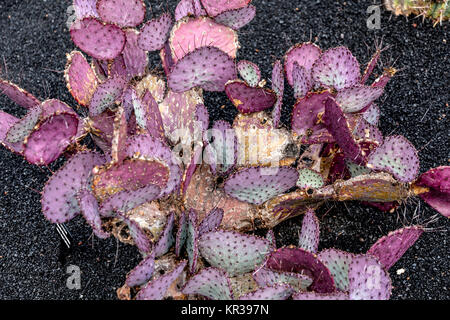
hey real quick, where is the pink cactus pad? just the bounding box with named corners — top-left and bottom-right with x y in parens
top-left (126, 251), bottom-right (156, 287)
top-left (198, 230), bottom-right (271, 276)
top-left (298, 209), bottom-right (320, 253)
top-left (348, 255), bottom-right (391, 300)
top-left (214, 5), bottom-right (256, 30)
top-left (201, 0), bottom-right (251, 17)
top-left (265, 247), bottom-right (335, 293)
top-left (168, 47), bottom-right (236, 92)
top-left (65, 51), bottom-right (98, 107)
top-left (135, 90), bottom-right (166, 142)
top-left (271, 60), bottom-right (284, 128)
top-left (323, 97), bottom-right (365, 165)
top-left (293, 291), bottom-right (349, 300)
top-left (100, 184), bottom-right (161, 218)
top-left (138, 13), bottom-right (174, 52)
top-left (362, 103), bottom-right (380, 125)
top-left (77, 189), bottom-right (109, 239)
top-left (292, 63), bottom-right (310, 99)
top-left (89, 109), bottom-right (115, 155)
top-left (361, 48), bottom-right (382, 84)
top-left (109, 55), bottom-right (129, 79)
top-left (198, 208), bottom-right (224, 235)
top-left (252, 267), bottom-right (313, 292)
top-left (169, 17), bottom-right (239, 63)
top-left (92, 158), bottom-right (170, 199)
top-left (126, 134), bottom-right (182, 196)
top-left (118, 213), bottom-right (152, 253)
top-left (70, 17), bottom-right (126, 60)
top-left (312, 46), bottom-right (361, 90)
top-left (368, 226), bottom-right (424, 270)
top-left (284, 42), bottom-right (321, 88)
top-left (153, 212), bottom-right (175, 258)
top-left (0, 79), bottom-right (40, 109)
top-left (237, 60), bottom-right (260, 87)
top-left (415, 166), bottom-right (450, 217)
top-left (367, 135), bottom-right (419, 182)
top-left (225, 80), bottom-right (276, 114)
top-left (317, 248), bottom-right (354, 291)
top-left (0, 111), bottom-right (21, 153)
top-left (89, 76), bottom-right (127, 116)
top-left (239, 284), bottom-right (293, 300)
top-left (182, 267), bottom-right (233, 300)
top-left (291, 91), bottom-right (334, 144)
top-left (73, 0), bottom-right (99, 20)
top-left (175, 0), bottom-right (196, 21)
top-left (24, 100), bottom-right (80, 165)
top-left (136, 260), bottom-right (187, 300)
top-left (224, 166), bottom-right (299, 205)
top-left (353, 119), bottom-right (384, 145)
top-left (160, 42), bottom-right (175, 76)
top-left (41, 151), bottom-right (105, 223)
top-left (336, 85), bottom-right (384, 113)
top-left (96, 0), bottom-right (145, 27)
top-left (122, 30), bottom-right (148, 78)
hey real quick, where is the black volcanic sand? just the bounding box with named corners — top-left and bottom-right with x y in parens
top-left (0, 0), bottom-right (448, 300)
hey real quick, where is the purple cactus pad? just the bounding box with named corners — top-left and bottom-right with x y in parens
top-left (237, 60), bottom-right (261, 87)
top-left (292, 291), bottom-right (349, 300)
top-left (89, 76), bottom-right (127, 116)
top-left (126, 251), bottom-right (156, 287)
top-left (317, 248), bottom-right (354, 292)
top-left (153, 212), bottom-right (175, 258)
top-left (198, 208), bottom-right (224, 235)
top-left (214, 5), bottom-right (256, 30)
top-left (336, 85), bottom-right (384, 113)
top-left (73, 0), bottom-right (99, 20)
top-left (0, 79), bottom-right (40, 110)
top-left (200, 0), bottom-right (251, 17)
top-left (122, 30), bottom-right (148, 78)
top-left (298, 209), bottom-right (320, 253)
top-left (252, 267), bottom-right (313, 292)
top-left (77, 189), bottom-right (109, 239)
top-left (138, 13), bottom-right (174, 52)
top-left (182, 267), bottom-right (234, 300)
top-left (284, 42), bottom-right (321, 88)
top-left (239, 284), bottom-right (293, 300)
top-left (225, 80), bottom-right (276, 114)
top-left (96, 0), bottom-right (146, 27)
top-left (271, 60), bottom-right (284, 128)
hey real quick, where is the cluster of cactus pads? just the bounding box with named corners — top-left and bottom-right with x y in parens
top-left (0, 0), bottom-right (449, 300)
top-left (384, 0), bottom-right (449, 26)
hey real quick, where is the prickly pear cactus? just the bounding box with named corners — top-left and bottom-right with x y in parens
top-left (0, 0), bottom-right (448, 301)
top-left (384, 0), bottom-right (449, 26)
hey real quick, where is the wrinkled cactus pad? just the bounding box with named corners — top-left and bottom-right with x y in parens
top-left (96, 0), bottom-right (145, 27)
top-left (138, 12), bottom-right (174, 52)
top-left (41, 150), bottom-right (105, 223)
top-left (225, 80), bottom-right (277, 114)
top-left (224, 166), bottom-right (299, 205)
top-left (298, 209), bottom-right (320, 253)
top-left (64, 51), bottom-right (98, 107)
top-left (348, 254), bottom-right (391, 300)
top-left (126, 251), bottom-right (156, 287)
top-left (367, 226), bottom-right (424, 270)
top-left (312, 46), bottom-right (360, 90)
top-left (198, 230), bottom-right (271, 276)
top-left (214, 5), bottom-right (256, 30)
top-left (182, 267), bottom-right (233, 300)
top-left (70, 18), bottom-right (126, 60)
top-left (168, 47), bottom-right (236, 92)
top-left (265, 247), bottom-right (335, 293)
top-left (136, 260), bottom-right (187, 300)
top-left (367, 135), bottom-right (419, 182)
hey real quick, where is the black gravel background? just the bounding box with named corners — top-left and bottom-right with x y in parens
top-left (0, 0), bottom-right (448, 300)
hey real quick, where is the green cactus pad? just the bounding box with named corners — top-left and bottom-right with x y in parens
top-left (198, 230), bottom-right (271, 276)
top-left (296, 168), bottom-right (324, 190)
top-left (237, 60), bottom-right (261, 87)
top-left (317, 248), bottom-right (354, 292)
top-left (367, 135), bottom-right (419, 182)
top-left (182, 267), bottom-right (234, 300)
